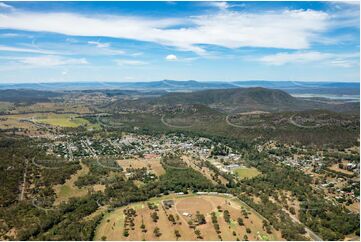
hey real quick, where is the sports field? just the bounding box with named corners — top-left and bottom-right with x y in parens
top-left (234, 167), bottom-right (261, 180)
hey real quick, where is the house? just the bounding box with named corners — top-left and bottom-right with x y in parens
top-left (225, 164), bottom-right (240, 171)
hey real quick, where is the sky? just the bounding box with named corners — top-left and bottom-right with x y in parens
top-left (0, 1), bottom-right (359, 83)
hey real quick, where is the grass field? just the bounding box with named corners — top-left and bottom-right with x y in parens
top-left (117, 157), bottom-right (165, 176)
top-left (94, 193), bottom-right (282, 241)
top-left (0, 113), bottom-right (92, 128)
top-left (234, 167), bottom-right (261, 180)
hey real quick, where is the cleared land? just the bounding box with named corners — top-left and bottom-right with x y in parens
top-left (53, 162), bottom-right (90, 205)
top-left (94, 194), bottom-right (283, 241)
top-left (117, 157), bottom-right (165, 176)
top-left (234, 167), bottom-right (261, 180)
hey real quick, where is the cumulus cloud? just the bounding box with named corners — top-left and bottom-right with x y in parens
top-left (165, 54), bottom-right (177, 61)
top-left (260, 51), bottom-right (358, 67)
top-left (0, 8), bottom-right (334, 54)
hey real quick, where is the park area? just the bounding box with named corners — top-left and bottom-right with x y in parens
top-left (94, 194), bottom-right (282, 241)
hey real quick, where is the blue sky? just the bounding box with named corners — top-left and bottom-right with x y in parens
top-left (0, 1), bottom-right (359, 83)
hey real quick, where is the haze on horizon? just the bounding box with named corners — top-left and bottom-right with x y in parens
top-left (0, 1), bottom-right (359, 83)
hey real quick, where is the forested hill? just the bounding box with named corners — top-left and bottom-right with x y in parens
top-left (0, 89), bottom-right (62, 103)
top-left (112, 87), bottom-right (359, 113)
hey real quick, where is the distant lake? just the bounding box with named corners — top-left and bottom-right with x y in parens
top-left (291, 93), bottom-right (360, 102)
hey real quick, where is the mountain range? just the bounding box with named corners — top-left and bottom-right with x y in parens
top-left (0, 80), bottom-right (359, 96)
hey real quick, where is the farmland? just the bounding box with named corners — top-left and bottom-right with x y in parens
top-left (34, 113), bottom-right (90, 128)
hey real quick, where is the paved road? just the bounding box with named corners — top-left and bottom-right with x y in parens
top-left (282, 208), bottom-right (322, 241)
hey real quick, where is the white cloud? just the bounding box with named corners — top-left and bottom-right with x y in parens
top-left (115, 59), bottom-right (148, 66)
top-left (165, 54), bottom-right (177, 61)
top-left (0, 33), bottom-right (32, 38)
top-left (260, 51), bottom-right (330, 65)
top-left (0, 2), bottom-right (14, 11)
top-left (130, 52), bottom-right (143, 57)
top-left (342, 1), bottom-right (360, 6)
top-left (0, 45), bottom-right (59, 54)
top-left (209, 2), bottom-right (229, 10)
top-left (8, 55), bottom-right (88, 66)
top-left (0, 9), bottom-right (333, 54)
top-left (88, 41), bottom-right (110, 48)
top-left (260, 51), bottom-right (358, 68)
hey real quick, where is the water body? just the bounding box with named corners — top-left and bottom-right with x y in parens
top-left (291, 93), bottom-right (360, 102)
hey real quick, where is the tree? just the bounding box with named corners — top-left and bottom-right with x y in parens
top-left (174, 230), bottom-right (181, 240)
top-left (289, 207), bottom-right (296, 215)
top-left (168, 214), bottom-right (176, 224)
top-left (196, 211), bottom-right (206, 225)
top-left (153, 227), bottom-right (161, 237)
top-left (223, 210), bottom-right (231, 223)
top-left (195, 229), bottom-right (202, 239)
top-left (237, 217), bottom-right (244, 226)
top-left (151, 211), bottom-right (159, 223)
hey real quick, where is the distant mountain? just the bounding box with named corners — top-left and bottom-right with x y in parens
top-left (0, 80), bottom-right (358, 96)
top-left (113, 87), bottom-right (359, 113)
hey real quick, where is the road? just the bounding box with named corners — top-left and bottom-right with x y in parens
top-left (161, 115), bottom-right (192, 128)
top-left (282, 208), bottom-right (322, 241)
top-left (19, 159), bottom-right (29, 201)
top-left (225, 115), bottom-right (257, 129)
top-left (289, 114), bottom-right (323, 129)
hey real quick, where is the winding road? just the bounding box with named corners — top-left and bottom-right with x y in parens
top-left (161, 115), bottom-right (193, 128)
